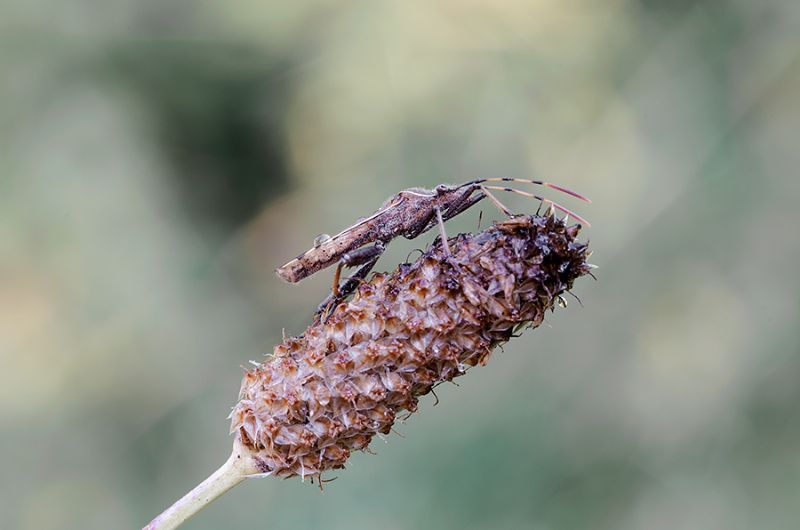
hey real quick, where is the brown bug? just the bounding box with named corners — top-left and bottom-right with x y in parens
top-left (275, 178), bottom-right (590, 313)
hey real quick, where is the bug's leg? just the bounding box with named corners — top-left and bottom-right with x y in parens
top-left (330, 262), bottom-right (344, 297)
top-left (440, 189), bottom-right (486, 222)
top-left (316, 256), bottom-right (382, 317)
top-left (408, 188), bottom-right (487, 239)
top-left (435, 206), bottom-right (451, 255)
top-left (344, 241), bottom-right (385, 268)
top-left (327, 242), bottom-right (385, 296)
top-left (480, 185), bottom-right (515, 217)
top-left (316, 242), bottom-right (385, 316)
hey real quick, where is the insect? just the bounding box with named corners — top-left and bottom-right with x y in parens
top-left (275, 178), bottom-right (590, 313)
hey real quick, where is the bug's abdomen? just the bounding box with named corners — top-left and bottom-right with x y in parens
top-left (275, 223), bottom-right (380, 283)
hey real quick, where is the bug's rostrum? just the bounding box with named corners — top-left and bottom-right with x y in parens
top-left (232, 214), bottom-right (591, 479)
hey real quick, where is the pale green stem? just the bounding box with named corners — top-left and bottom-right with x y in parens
top-left (143, 438), bottom-right (260, 530)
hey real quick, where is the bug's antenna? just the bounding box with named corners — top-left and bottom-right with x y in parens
top-left (482, 186), bottom-right (591, 226)
top-left (474, 178), bottom-right (591, 203)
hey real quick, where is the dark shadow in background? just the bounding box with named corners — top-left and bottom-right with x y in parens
top-left (106, 43), bottom-right (293, 233)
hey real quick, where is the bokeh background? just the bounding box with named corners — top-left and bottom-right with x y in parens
top-left (2, 1), bottom-right (799, 529)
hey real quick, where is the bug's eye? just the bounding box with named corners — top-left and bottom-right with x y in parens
top-left (313, 234), bottom-right (332, 248)
top-left (435, 184), bottom-right (449, 194)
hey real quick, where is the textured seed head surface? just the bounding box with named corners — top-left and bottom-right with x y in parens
top-left (231, 214), bottom-right (591, 479)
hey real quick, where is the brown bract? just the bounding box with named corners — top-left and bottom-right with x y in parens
top-left (231, 214), bottom-right (591, 479)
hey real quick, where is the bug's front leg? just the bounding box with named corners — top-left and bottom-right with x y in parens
top-left (316, 242), bottom-right (385, 316)
top-left (440, 189), bottom-right (486, 222)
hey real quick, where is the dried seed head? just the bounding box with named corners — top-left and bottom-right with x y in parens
top-left (231, 214), bottom-right (591, 479)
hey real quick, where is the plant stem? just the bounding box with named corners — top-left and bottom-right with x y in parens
top-left (143, 438), bottom-right (259, 530)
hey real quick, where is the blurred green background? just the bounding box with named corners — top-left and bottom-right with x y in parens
top-left (1, 1), bottom-right (799, 529)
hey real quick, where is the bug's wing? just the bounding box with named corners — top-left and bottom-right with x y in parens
top-left (329, 195), bottom-right (403, 240)
top-left (276, 194), bottom-right (406, 283)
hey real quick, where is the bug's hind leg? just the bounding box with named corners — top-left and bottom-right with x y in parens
top-left (316, 256), bottom-right (381, 318)
top-left (316, 242), bottom-right (385, 317)
top-left (331, 242), bottom-right (385, 295)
